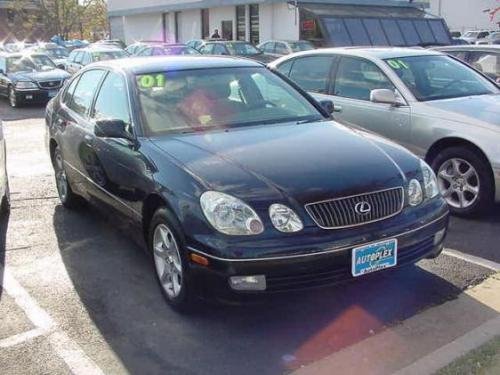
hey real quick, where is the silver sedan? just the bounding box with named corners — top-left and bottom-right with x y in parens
top-left (270, 47), bottom-right (500, 217)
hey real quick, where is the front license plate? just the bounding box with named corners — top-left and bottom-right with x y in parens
top-left (352, 239), bottom-right (397, 277)
top-left (48, 90), bottom-right (58, 98)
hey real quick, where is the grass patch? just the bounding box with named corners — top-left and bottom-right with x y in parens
top-left (436, 336), bottom-right (500, 375)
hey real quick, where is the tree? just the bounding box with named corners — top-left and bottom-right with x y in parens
top-left (12, 0), bottom-right (108, 41)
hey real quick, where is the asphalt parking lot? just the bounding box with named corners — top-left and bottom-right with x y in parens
top-left (0, 101), bottom-right (499, 375)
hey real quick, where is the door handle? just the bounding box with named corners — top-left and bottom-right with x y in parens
top-left (333, 105), bottom-right (343, 113)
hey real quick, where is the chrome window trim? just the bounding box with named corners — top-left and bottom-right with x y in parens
top-left (304, 186), bottom-right (405, 229)
top-left (187, 211), bottom-right (448, 263)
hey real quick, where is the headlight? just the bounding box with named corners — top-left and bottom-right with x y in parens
top-left (408, 178), bottom-right (423, 206)
top-left (269, 204), bottom-right (303, 233)
top-left (200, 191), bottom-right (264, 235)
top-left (420, 160), bottom-right (439, 199)
top-left (15, 81), bottom-right (38, 89)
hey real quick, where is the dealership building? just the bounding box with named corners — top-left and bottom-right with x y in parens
top-left (108, 0), bottom-right (451, 47)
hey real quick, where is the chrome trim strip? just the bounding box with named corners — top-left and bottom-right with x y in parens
top-left (64, 161), bottom-right (142, 218)
top-left (187, 212), bottom-right (448, 263)
top-left (304, 187), bottom-right (405, 229)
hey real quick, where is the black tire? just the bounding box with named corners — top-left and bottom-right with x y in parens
top-left (53, 146), bottom-right (83, 209)
top-left (148, 207), bottom-right (195, 312)
top-left (430, 146), bottom-right (494, 217)
top-left (1, 179), bottom-right (10, 214)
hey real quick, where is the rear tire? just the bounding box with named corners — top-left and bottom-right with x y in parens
top-left (148, 207), bottom-right (195, 312)
top-left (53, 146), bottom-right (83, 209)
top-left (431, 146), bottom-right (494, 217)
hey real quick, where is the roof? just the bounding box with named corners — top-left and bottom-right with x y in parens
top-left (72, 46), bottom-right (125, 53)
top-left (272, 47), bottom-right (443, 62)
top-left (99, 55), bottom-right (263, 74)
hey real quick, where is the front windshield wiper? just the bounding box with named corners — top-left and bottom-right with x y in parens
top-left (296, 117), bottom-right (325, 125)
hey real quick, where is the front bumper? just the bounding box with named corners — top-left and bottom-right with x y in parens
top-left (15, 88), bottom-right (59, 103)
top-left (186, 203), bottom-right (449, 299)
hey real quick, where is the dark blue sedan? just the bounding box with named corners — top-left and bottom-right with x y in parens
top-left (45, 56), bottom-right (449, 310)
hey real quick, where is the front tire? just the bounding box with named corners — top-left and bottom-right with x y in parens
top-left (148, 207), bottom-right (194, 311)
top-left (53, 146), bottom-right (83, 209)
top-left (8, 86), bottom-right (20, 108)
top-left (1, 180), bottom-right (10, 214)
top-left (431, 146), bottom-right (494, 217)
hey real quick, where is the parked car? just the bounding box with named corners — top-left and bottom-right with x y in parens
top-left (0, 119), bottom-right (9, 214)
top-left (258, 40), bottom-right (315, 58)
top-left (46, 56), bottom-right (449, 310)
top-left (270, 48), bottom-right (500, 216)
top-left (93, 39), bottom-right (126, 49)
top-left (136, 44), bottom-right (200, 57)
top-left (461, 30), bottom-right (490, 44)
top-left (33, 44), bottom-right (70, 70)
top-left (450, 31), bottom-right (462, 38)
top-left (186, 38), bottom-right (226, 51)
top-left (451, 38), bottom-right (469, 45)
top-left (0, 52), bottom-right (70, 107)
top-left (476, 31), bottom-right (500, 45)
top-left (199, 41), bottom-right (275, 63)
top-left (66, 47), bottom-right (128, 75)
top-left (432, 45), bottom-right (500, 83)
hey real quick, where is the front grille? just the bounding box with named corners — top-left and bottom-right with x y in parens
top-left (305, 187), bottom-right (404, 229)
top-left (38, 80), bottom-right (62, 89)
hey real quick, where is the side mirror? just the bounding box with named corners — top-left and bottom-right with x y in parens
top-left (318, 99), bottom-right (334, 115)
top-left (370, 89), bottom-right (405, 106)
top-left (95, 119), bottom-right (134, 142)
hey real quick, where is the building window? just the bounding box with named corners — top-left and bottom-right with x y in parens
top-left (236, 5), bottom-right (246, 41)
top-left (249, 4), bottom-right (259, 45)
top-left (201, 9), bottom-right (209, 39)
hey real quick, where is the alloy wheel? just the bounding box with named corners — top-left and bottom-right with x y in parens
top-left (54, 152), bottom-right (68, 202)
top-left (153, 223), bottom-right (183, 299)
top-left (437, 158), bottom-right (480, 209)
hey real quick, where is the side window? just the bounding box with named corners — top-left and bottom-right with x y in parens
top-left (153, 48), bottom-right (165, 56)
top-left (0, 58), bottom-right (6, 73)
top-left (93, 72), bottom-right (131, 126)
top-left (68, 52), bottom-right (76, 63)
top-left (68, 70), bottom-right (105, 116)
top-left (74, 52), bottom-right (84, 64)
top-left (200, 44), bottom-right (213, 54)
top-left (262, 42), bottom-right (274, 53)
top-left (275, 43), bottom-right (288, 55)
top-left (276, 59), bottom-right (293, 76)
top-left (213, 44), bottom-right (227, 55)
top-left (288, 56), bottom-right (334, 93)
top-left (62, 76), bottom-right (80, 104)
top-left (139, 47), bottom-right (153, 56)
top-left (468, 52), bottom-right (499, 79)
top-left (82, 52), bottom-right (91, 65)
top-left (334, 57), bottom-right (395, 101)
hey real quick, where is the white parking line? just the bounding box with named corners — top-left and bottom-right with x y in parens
top-left (0, 264), bottom-right (104, 375)
top-left (443, 248), bottom-right (500, 272)
top-left (0, 328), bottom-right (46, 348)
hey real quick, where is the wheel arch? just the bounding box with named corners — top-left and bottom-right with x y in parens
top-left (141, 193), bottom-right (177, 242)
top-left (49, 138), bottom-right (58, 166)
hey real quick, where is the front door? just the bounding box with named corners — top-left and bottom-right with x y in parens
top-left (221, 20), bottom-right (233, 40)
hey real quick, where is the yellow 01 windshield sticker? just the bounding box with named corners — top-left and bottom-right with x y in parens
top-left (138, 74), bottom-right (166, 89)
top-left (386, 59), bottom-right (409, 70)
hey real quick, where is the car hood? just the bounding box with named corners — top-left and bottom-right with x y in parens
top-left (419, 95), bottom-right (500, 130)
top-left (9, 69), bottom-right (70, 82)
top-left (151, 121), bottom-right (409, 204)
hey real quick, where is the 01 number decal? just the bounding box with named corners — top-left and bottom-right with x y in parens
top-left (139, 74), bottom-right (166, 88)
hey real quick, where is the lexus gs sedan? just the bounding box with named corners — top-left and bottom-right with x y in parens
top-left (270, 48), bottom-right (500, 216)
top-left (46, 56), bottom-right (449, 310)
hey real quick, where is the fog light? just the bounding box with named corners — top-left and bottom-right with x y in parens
top-left (229, 275), bottom-right (266, 291)
top-left (434, 228), bottom-right (446, 245)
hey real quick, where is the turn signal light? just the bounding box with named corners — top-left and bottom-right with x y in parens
top-left (190, 253), bottom-right (209, 267)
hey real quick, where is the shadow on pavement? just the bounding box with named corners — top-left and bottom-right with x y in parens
top-left (0, 102), bottom-right (46, 122)
top-left (0, 210), bottom-right (10, 300)
top-left (446, 203), bottom-right (500, 263)
top-left (53, 205), bottom-right (486, 375)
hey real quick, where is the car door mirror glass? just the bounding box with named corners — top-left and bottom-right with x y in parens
top-left (95, 119), bottom-right (133, 141)
top-left (370, 89), bottom-right (404, 106)
top-left (318, 99), bottom-right (334, 115)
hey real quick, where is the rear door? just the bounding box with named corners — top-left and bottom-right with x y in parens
top-left (329, 56), bottom-right (411, 146)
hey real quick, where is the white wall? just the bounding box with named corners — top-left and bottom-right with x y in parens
top-left (271, 3), bottom-right (298, 40)
top-left (429, 0), bottom-right (499, 32)
top-left (178, 9), bottom-right (201, 42)
top-left (259, 3), bottom-right (273, 42)
top-left (123, 14), bottom-right (163, 44)
top-left (208, 6), bottom-right (236, 39)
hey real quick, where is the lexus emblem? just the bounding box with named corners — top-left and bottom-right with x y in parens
top-left (355, 201), bottom-right (371, 215)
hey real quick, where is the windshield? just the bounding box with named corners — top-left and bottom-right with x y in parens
top-left (43, 48), bottom-right (69, 58)
top-left (6, 55), bottom-right (56, 73)
top-left (91, 50), bottom-right (128, 62)
top-left (136, 67), bottom-right (323, 135)
top-left (226, 43), bottom-right (261, 56)
top-left (464, 31), bottom-right (479, 37)
top-left (289, 42), bottom-right (314, 52)
top-left (384, 55), bottom-right (499, 101)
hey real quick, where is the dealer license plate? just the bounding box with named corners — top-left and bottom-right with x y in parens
top-left (352, 238), bottom-right (397, 277)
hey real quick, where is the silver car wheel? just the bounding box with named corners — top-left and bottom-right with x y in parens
top-left (437, 158), bottom-right (479, 209)
top-left (153, 223), bottom-right (183, 299)
top-left (55, 153), bottom-right (68, 202)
